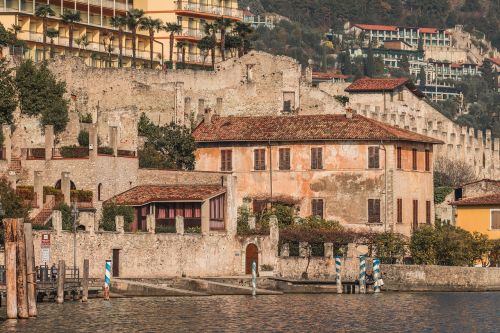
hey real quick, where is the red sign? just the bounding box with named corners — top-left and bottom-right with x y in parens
top-left (41, 234), bottom-right (51, 247)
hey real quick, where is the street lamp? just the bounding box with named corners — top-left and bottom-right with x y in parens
top-left (71, 201), bottom-right (79, 276)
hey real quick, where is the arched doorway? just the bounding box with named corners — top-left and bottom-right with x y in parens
top-left (245, 243), bottom-right (258, 275)
top-left (55, 179), bottom-right (76, 190)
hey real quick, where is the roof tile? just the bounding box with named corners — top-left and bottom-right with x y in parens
top-left (345, 77), bottom-right (409, 92)
top-left (452, 193), bottom-right (500, 207)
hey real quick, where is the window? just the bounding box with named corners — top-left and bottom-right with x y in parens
top-left (368, 199), bottom-right (381, 224)
top-left (283, 92), bottom-right (295, 112)
top-left (398, 90), bottom-right (404, 101)
top-left (279, 148), bottom-right (290, 170)
top-left (426, 201), bottom-right (431, 224)
top-left (210, 194), bottom-right (225, 230)
top-left (368, 147), bottom-right (380, 169)
top-left (397, 198), bottom-right (402, 224)
top-left (413, 200), bottom-right (418, 229)
top-left (254, 149), bottom-right (266, 170)
top-left (311, 148), bottom-right (323, 170)
top-left (412, 148), bottom-right (418, 170)
top-left (311, 199), bottom-right (324, 219)
top-left (98, 183), bottom-right (103, 201)
top-left (221, 149), bottom-right (232, 171)
top-left (396, 147), bottom-right (402, 169)
top-left (425, 149), bottom-right (430, 171)
top-left (491, 210), bottom-right (500, 230)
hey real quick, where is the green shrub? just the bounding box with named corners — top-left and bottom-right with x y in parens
top-left (434, 186), bottom-right (453, 204)
top-left (185, 226), bottom-right (201, 234)
top-left (80, 113), bottom-right (92, 123)
top-left (16, 186), bottom-right (34, 201)
top-left (70, 189), bottom-right (93, 203)
top-left (100, 203), bottom-right (134, 231)
top-left (54, 202), bottom-right (73, 231)
top-left (155, 225), bottom-right (176, 233)
top-left (261, 264), bottom-right (273, 271)
top-left (77, 130), bottom-right (89, 146)
top-left (59, 145), bottom-right (89, 158)
top-left (98, 146), bottom-right (113, 155)
top-left (373, 232), bottom-right (407, 264)
top-left (43, 186), bottom-right (64, 203)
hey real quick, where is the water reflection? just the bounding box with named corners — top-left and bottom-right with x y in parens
top-left (1, 292), bottom-right (499, 332)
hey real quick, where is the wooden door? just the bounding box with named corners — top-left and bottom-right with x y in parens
top-left (112, 249), bottom-right (120, 277)
top-left (245, 244), bottom-right (258, 275)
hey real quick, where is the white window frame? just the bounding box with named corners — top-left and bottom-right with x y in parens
top-left (490, 209), bottom-right (500, 230)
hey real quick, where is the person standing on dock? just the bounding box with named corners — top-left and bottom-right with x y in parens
top-left (51, 263), bottom-right (58, 282)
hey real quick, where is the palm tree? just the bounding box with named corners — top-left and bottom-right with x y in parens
top-left (204, 23), bottom-right (217, 68)
top-left (233, 21), bottom-right (253, 57)
top-left (61, 9), bottom-right (81, 55)
top-left (125, 9), bottom-right (145, 68)
top-left (110, 16), bottom-right (126, 67)
top-left (176, 41), bottom-right (187, 67)
top-left (198, 36), bottom-right (214, 66)
top-left (139, 17), bottom-right (163, 69)
top-left (35, 4), bottom-right (55, 61)
top-left (9, 24), bottom-right (22, 38)
top-left (101, 31), bottom-right (115, 67)
top-left (214, 17), bottom-right (232, 61)
top-left (74, 33), bottom-right (89, 57)
top-left (46, 28), bottom-right (59, 59)
top-left (164, 23), bottom-right (182, 64)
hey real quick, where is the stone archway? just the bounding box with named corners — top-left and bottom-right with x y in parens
top-left (245, 243), bottom-right (259, 275)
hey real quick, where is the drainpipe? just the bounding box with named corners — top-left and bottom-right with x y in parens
top-left (268, 140), bottom-right (273, 208)
top-left (154, 39), bottom-right (164, 65)
top-left (379, 141), bottom-right (388, 232)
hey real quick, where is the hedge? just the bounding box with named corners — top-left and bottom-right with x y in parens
top-left (43, 186), bottom-right (64, 203)
top-left (70, 189), bottom-right (93, 203)
top-left (98, 146), bottom-right (113, 155)
top-left (16, 186), bottom-right (34, 201)
top-left (59, 145), bottom-right (89, 158)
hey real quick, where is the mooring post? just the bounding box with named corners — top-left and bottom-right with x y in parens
top-left (335, 256), bottom-right (342, 294)
top-left (56, 260), bottom-right (66, 304)
top-left (373, 258), bottom-right (381, 294)
top-left (23, 223), bottom-right (37, 317)
top-left (359, 255), bottom-right (366, 294)
top-left (82, 259), bottom-right (89, 302)
top-left (104, 260), bottom-right (111, 300)
top-left (5, 219), bottom-right (18, 319)
top-left (15, 220), bottom-right (29, 318)
top-left (251, 260), bottom-right (257, 297)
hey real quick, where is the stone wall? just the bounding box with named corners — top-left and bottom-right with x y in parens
top-left (381, 264), bottom-right (500, 291)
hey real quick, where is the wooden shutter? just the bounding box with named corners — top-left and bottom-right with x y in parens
top-left (397, 147), bottom-right (402, 169)
top-left (426, 200), bottom-right (431, 224)
top-left (254, 149), bottom-right (265, 170)
top-left (312, 199), bottom-right (324, 219)
top-left (412, 148), bottom-right (418, 170)
top-left (413, 199), bottom-right (418, 228)
top-left (368, 147), bottom-right (380, 169)
top-left (368, 199), bottom-right (380, 223)
top-left (311, 148), bottom-right (323, 169)
top-left (491, 211), bottom-right (500, 230)
top-left (279, 148), bottom-right (290, 170)
top-left (221, 150), bottom-right (232, 171)
top-left (397, 198), bottom-right (402, 224)
top-left (425, 150), bottom-right (430, 171)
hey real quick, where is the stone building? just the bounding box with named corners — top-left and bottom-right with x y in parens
top-left (193, 111), bottom-right (442, 236)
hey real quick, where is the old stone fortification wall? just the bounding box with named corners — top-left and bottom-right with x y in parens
top-left (381, 264), bottom-right (500, 291)
top-left (29, 230), bottom-right (274, 279)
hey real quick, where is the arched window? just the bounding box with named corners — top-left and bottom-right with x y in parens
top-left (54, 179), bottom-right (76, 190)
top-left (98, 183), bottom-right (103, 201)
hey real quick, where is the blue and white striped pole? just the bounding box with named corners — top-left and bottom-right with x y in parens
top-left (359, 255), bottom-right (366, 294)
top-left (335, 256), bottom-right (342, 294)
top-left (104, 260), bottom-right (111, 300)
top-left (373, 258), bottom-right (381, 294)
top-left (251, 260), bottom-right (257, 297)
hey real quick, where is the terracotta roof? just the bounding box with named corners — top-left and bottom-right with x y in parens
top-left (193, 114), bottom-right (443, 144)
top-left (451, 193), bottom-right (500, 207)
top-left (419, 27), bottom-right (438, 33)
top-left (346, 77), bottom-right (408, 92)
top-left (312, 72), bottom-right (349, 80)
top-left (354, 24), bottom-right (397, 31)
top-left (460, 179), bottom-right (500, 188)
top-left (106, 185), bottom-right (226, 206)
top-left (489, 58), bottom-right (500, 66)
top-left (450, 63), bottom-right (463, 69)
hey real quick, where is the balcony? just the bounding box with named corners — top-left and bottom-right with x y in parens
top-left (178, 29), bottom-right (205, 40)
top-left (175, 1), bottom-right (243, 20)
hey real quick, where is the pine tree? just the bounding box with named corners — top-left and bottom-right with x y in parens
top-left (0, 58), bottom-right (17, 125)
top-left (340, 51), bottom-right (352, 75)
top-left (364, 42), bottom-right (375, 77)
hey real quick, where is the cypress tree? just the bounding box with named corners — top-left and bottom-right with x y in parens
top-left (480, 60), bottom-right (496, 91)
top-left (365, 42), bottom-right (375, 77)
top-left (399, 54), bottom-right (410, 75)
top-left (418, 66), bottom-right (427, 88)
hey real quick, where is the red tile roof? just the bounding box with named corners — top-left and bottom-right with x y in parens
top-left (419, 27), bottom-right (438, 33)
top-left (312, 72), bottom-right (349, 80)
top-left (452, 193), bottom-right (500, 207)
top-left (106, 185), bottom-right (226, 206)
top-left (193, 114), bottom-right (443, 144)
top-left (346, 77), bottom-right (412, 91)
top-left (489, 58), bottom-right (500, 66)
top-left (354, 24), bottom-right (397, 31)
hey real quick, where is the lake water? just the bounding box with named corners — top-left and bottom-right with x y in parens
top-left (1, 292), bottom-right (499, 332)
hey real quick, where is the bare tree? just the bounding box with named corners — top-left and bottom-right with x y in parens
top-left (434, 157), bottom-right (478, 188)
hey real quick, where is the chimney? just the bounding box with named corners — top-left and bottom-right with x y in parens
top-left (345, 107), bottom-right (353, 119)
top-left (204, 108), bottom-right (213, 124)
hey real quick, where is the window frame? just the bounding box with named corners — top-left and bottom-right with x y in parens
top-left (368, 146), bottom-right (380, 169)
top-left (311, 147), bottom-right (323, 170)
top-left (311, 198), bottom-right (324, 219)
top-left (279, 147), bottom-right (291, 171)
top-left (253, 148), bottom-right (266, 171)
top-left (412, 148), bottom-right (418, 170)
top-left (396, 146), bottom-right (402, 169)
top-left (368, 198), bottom-right (381, 224)
top-left (490, 209), bottom-right (500, 230)
top-left (397, 198), bottom-right (402, 224)
top-left (413, 199), bottom-right (418, 228)
top-left (220, 149), bottom-right (232, 172)
top-left (425, 149), bottom-right (430, 172)
top-left (426, 200), bottom-right (431, 224)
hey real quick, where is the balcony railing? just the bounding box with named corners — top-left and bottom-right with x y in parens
top-left (176, 1), bottom-right (243, 19)
top-left (24, 148), bottom-right (46, 160)
top-left (180, 29), bottom-right (205, 39)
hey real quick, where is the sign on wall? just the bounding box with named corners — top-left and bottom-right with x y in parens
top-left (41, 233), bottom-right (51, 265)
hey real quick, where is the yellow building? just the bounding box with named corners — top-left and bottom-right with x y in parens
top-left (452, 193), bottom-right (500, 239)
top-left (137, 0), bottom-right (242, 64)
top-left (1, 0), bottom-right (241, 67)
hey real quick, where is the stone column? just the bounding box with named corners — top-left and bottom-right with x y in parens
top-left (89, 124), bottom-right (98, 159)
top-left (44, 125), bottom-right (54, 161)
top-left (324, 242), bottom-right (333, 258)
top-left (61, 172), bottom-right (71, 205)
top-left (109, 126), bottom-right (118, 157)
top-left (299, 242), bottom-right (309, 257)
top-left (269, 215), bottom-right (279, 257)
top-left (175, 216), bottom-right (184, 235)
top-left (2, 124), bottom-right (11, 163)
top-left (115, 215), bottom-right (124, 233)
top-left (201, 200), bottom-right (210, 235)
top-left (7, 171), bottom-right (16, 190)
top-left (215, 97), bottom-right (223, 114)
top-left (146, 214), bottom-right (155, 234)
top-left (184, 97), bottom-right (191, 124)
top-left (52, 210), bottom-right (62, 235)
top-left (34, 171), bottom-right (43, 208)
